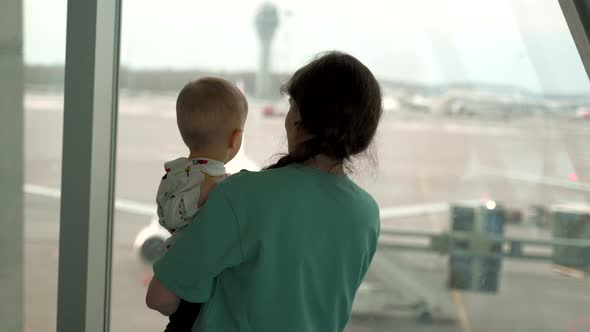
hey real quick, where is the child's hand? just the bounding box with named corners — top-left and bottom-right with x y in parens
top-left (197, 174), bottom-right (229, 208)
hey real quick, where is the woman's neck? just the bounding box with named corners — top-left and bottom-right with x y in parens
top-left (305, 154), bottom-right (345, 175)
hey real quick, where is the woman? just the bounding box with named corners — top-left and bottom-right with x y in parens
top-left (147, 51), bottom-right (383, 331)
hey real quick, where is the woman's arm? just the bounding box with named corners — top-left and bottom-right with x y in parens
top-left (146, 180), bottom-right (244, 310)
top-left (146, 175), bottom-right (225, 316)
top-left (146, 276), bottom-right (180, 316)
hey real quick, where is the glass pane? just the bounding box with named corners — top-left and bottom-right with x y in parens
top-left (0, 0), bottom-right (24, 330)
top-left (112, 0), bottom-right (590, 331)
top-left (22, 0), bottom-right (66, 330)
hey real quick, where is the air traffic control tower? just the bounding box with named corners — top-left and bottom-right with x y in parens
top-left (254, 2), bottom-right (279, 99)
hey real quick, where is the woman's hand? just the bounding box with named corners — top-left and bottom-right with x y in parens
top-left (146, 276), bottom-right (180, 316)
top-left (197, 174), bottom-right (229, 208)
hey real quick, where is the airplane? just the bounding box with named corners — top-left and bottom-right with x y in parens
top-left (427, 89), bottom-right (553, 117)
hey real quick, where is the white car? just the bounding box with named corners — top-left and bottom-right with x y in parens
top-left (133, 217), bottom-right (169, 265)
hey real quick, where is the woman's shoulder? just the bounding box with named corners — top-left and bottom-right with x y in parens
top-left (346, 181), bottom-right (380, 220)
top-left (351, 183), bottom-right (379, 210)
top-left (220, 166), bottom-right (379, 214)
top-left (217, 167), bottom-right (293, 191)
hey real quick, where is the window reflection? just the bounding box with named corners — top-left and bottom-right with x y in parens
top-left (17, 0), bottom-right (590, 331)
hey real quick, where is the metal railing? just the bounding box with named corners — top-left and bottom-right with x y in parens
top-left (379, 228), bottom-right (590, 263)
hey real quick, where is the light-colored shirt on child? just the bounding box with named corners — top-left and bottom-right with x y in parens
top-left (156, 157), bottom-right (226, 247)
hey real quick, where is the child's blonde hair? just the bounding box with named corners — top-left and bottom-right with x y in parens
top-left (176, 77), bottom-right (248, 151)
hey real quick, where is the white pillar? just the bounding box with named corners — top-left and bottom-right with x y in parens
top-left (0, 0), bottom-right (24, 331)
top-left (56, 0), bottom-right (121, 331)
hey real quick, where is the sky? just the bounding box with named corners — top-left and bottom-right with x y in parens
top-left (24, 0), bottom-right (590, 95)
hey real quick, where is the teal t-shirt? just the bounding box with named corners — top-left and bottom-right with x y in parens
top-left (153, 164), bottom-right (380, 332)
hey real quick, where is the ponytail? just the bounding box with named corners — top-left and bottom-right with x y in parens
top-left (265, 133), bottom-right (350, 170)
top-left (265, 137), bottom-right (327, 169)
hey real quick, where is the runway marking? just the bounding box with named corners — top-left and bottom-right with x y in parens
top-left (26, 103), bottom-right (524, 137)
top-left (417, 163), bottom-right (471, 332)
top-left (551, 265), bottom-right (586, 279)
top-left (416, 160), bottom-right (444, 232)
top-left (26, 183), bottom-right (448, 220)
top-left (383, 121), bottom-right (521, 136)
top-left (481, 168), bottom-right (590, 193)
top-left (451, 291), bottom-right (472, 332)
top-left (380, 202), bottom-right (448, 220)
top-left (24, 184), bottom-right (60, 199)
top-left (27, 169), bottom-right (587, 222)
top-left (24, 184), bottom-right (156, 217)
top-left (358, 281), bottom-right (376, 292)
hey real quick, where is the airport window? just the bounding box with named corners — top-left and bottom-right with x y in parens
top-left (3, 0), bottom-right (590, 331)
top-left (110, 0), bottom-right (590, 331)
top-left (6, 0), bottom-right (68, 330)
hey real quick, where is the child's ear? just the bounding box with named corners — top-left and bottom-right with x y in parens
top-left (229, 129), bottom-right (243, 149)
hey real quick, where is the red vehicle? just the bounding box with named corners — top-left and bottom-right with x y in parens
top-left (262, 105), bottom-right (277, 117)
top-left (576, 107), bottom-right (590, 120)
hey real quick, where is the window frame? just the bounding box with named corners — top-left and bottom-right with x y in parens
top-left (560, 0), bottom-right (590, 79)
top-left (0, 0), bottom-right (24, 330)
top-left (56, 0), bottom-right (122, 331)
top-left (50, 1), bottom-right (589, 331)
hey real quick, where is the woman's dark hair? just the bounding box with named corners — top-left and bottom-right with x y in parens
top-left (267, 51), bottom-right (383, 169)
